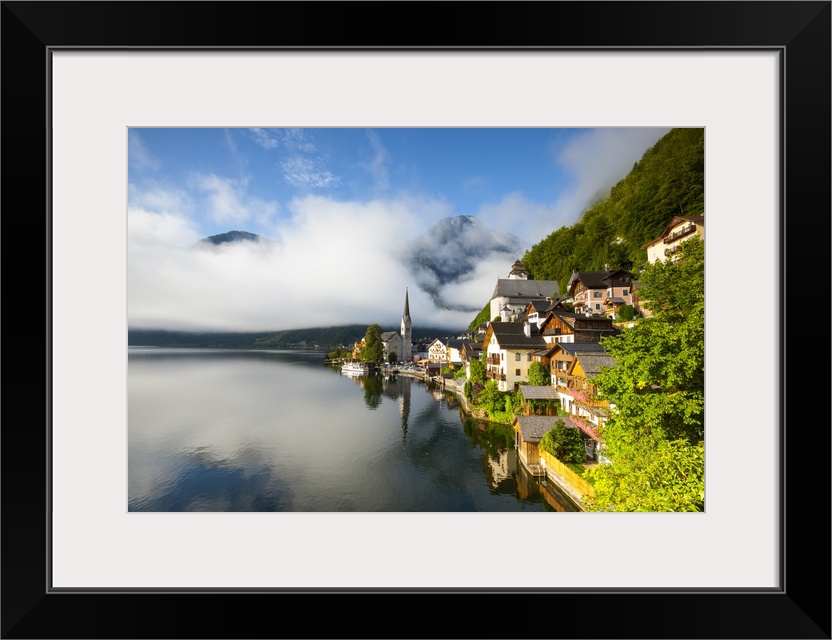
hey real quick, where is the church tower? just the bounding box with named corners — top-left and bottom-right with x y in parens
top-left (400, 288), bottom-right (412, 363)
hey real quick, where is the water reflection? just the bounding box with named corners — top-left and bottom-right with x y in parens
top-left (128, 349), bottom-right (577, 512)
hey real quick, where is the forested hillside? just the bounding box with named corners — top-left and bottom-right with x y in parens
top-left (522, 128), bottom-right (704, 292)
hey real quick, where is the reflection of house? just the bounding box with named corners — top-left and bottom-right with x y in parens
top-left (481, 449), bottom-right (516, 489)
top-left (489, 260), bottom-right (560, 322)
top-left (643, 214), bottom-right (704, 264)
top-left (483, 322), bottom-right (546, 391)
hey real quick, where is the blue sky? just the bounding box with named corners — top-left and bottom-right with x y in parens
top-left (128, 127), bottom-right (670, 333)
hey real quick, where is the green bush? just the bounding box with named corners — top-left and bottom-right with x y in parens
top-left (539, 420), bottom-right (586, 463)
top-left (617, 305), bottom-right (637, 321)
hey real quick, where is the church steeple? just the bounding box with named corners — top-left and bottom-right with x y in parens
top-left (400, 288), bottom-right (412, 363)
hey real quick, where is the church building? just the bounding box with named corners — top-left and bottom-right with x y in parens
top-left (489, 260), bottom-right (560, 322)
top-left (381, 288), bottom-right (413, 363)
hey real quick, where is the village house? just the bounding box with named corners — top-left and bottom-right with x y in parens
top-left (460, 341), bottom-right (483, 380)
top-left (643, 214), bottom-right (704, 264)
top-left (483, 321), bottom-right (547, 392)
top-left (547, 342), bottom-right (616, 459)
top-left (489, 259), bottom-right (560, 322)
top-left (445, 339), bottom-right (466, 366)
top-left (427, 338), bottom-right (449, 364)
top-left (512, 415), bottom-right (558, 475)
top-left (518, 385), bottom-right (561, 416)
top-left (537, 310), bottom-right (620, 346)
top-left (567, 267), bottom-right (635, 316)
top-left (380, 331), bottom-right (402, 362)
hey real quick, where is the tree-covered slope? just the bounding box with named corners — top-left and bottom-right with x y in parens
top-left (522, 128), bottom-right (704, 292)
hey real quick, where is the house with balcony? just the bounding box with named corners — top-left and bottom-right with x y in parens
top-left (568, 267), bottom-right (635, 316)
top-left (546, 342), bottom-right (616, 459)
top-left (482, 321), bottom-right (547, 392)
top-left (600, 269), bottom-right (635, 318)
top-left (427, 338), bottom-right (449, 364)
top-left (537, 310), bottom-right (620, 346)
top-left (643, 214), bottom-right (705, 264)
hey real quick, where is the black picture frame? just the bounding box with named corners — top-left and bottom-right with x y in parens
top-left (2, 2), bottom-right (829, 638)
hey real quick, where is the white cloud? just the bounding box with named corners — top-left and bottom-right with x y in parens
top-left (248, 128), bottom-right (316, 152)
top-left (190, 173), bottom-right (278, 227)
top-left (280, 157), bottom-right (342, 188)
top-left (128, 194), bottom-right (476, 333)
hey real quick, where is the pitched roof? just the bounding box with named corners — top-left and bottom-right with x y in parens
top-left (514, 416), bottom-right (560, 443)
top-left (491, 278), bottom-right (559, 300)
top-left (574, 353), bottom-right (617, 377)
top-left (380, 331), bottom-right (399, 341)
top-left (519, 386), bottom-right (561, 400)
top-left (568, 271), bottom-right (612, 290)
top-left (489, 322), bottom-right (547, 349)
top-left (556, 341), bottom-right (609, 355)
top-left (526, 300), bottom-right (552, 314)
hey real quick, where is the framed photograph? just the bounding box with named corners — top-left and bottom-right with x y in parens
top-left (3, 2), bottom-right (829, 638)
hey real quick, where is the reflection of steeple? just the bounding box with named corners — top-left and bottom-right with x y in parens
top-left (399, 376), bottom-right (411, 447)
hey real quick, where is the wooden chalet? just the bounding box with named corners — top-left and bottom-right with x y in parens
top-left (513, 416), bottom-right (558, 475)
top-left (538, 310), bottom-right (620, 345)
top-left (518, 385), bottom-right (561, 416)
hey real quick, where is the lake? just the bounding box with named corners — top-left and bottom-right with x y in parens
top-left (128, 348), bottom-right (579, 512)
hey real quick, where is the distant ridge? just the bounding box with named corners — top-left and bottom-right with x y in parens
top-left (128, 325), bottom-right (465, 350)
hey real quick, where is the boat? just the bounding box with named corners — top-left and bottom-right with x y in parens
top-left (341, 361), bottom-right (373, 374)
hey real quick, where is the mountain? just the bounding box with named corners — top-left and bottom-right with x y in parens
top-left (521, 127), bottom-right (704, 293)
top-left (405, 215), bottom-right (528, 312)
top-left (197, 230), bottom-right (272, 246)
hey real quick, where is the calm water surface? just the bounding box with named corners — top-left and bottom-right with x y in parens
top-left (128, 348), bottom-right (578, 512)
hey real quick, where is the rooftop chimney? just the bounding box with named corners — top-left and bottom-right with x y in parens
top-left (523, 323), bottom-right (531, 337)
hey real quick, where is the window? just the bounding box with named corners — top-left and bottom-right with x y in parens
top-left (595, 303), bottom-right (601, 310)
top-left (515, 353), bottom-right (521, 361)
top-left (593, 291), bottom-right (602, 298)
top-left (515, 369), bottom-right (521, 376)
top-left (527, 353), bottom-right (532, 361)
top-left (623, 288), bottom-right (628, 295)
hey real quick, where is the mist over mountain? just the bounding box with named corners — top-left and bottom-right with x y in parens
top-left (405, 215), bottom-right (528, 312)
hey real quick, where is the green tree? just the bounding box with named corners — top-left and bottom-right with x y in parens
top-left (589, 236), bottom-right (704, 511)
top-left (468, 357), bottom-right (486, 384)
top-left (468, 302), bottom-right (492, 334)
top-left (527, 361), bottom-right (550, 386)
top-left (617, 305), bottom-right (637, 321)
top-left (477, 380), bottom-right (508, 414)
top-left (387, 351), bottom-right (398, 364)
top-left (585, 437), bottom-right (704, 512)
top-left (539, 420), bottom-right (586, 463)
top-left (361, 324), bottom-right (384, 363)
